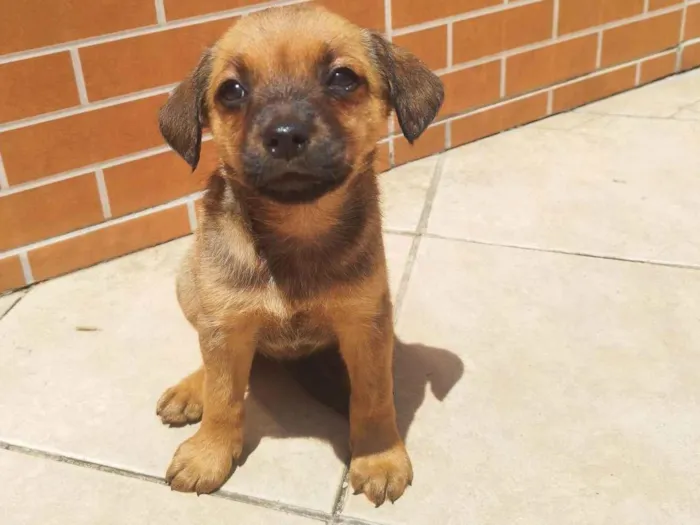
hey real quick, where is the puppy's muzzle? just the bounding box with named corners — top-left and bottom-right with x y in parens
top-left (242, 101), bottom-right (349, 203)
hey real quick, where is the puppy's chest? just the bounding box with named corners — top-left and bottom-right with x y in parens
top-left (257, 309), bottom-right (335, 358)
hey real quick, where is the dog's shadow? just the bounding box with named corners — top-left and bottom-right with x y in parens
top-left (240, 338), bottom-right (465, 464)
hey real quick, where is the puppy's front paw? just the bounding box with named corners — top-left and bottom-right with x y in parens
top-left (156, 376), bottom-right (203, 426)
top-left (349, 444), bottom-right (413, 506)
top-left (166, 431), bottom-right (241, 494)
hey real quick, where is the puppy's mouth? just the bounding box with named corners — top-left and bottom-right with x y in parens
top-left (257, 171), bottom-right (344, 204)
top-left (264, 172), bottom-right (320, 192)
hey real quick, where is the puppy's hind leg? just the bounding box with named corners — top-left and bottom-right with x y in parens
top-left (156, 251), bottom-right (204, 426)
top-left (157, 367), bottom-right (204, 426)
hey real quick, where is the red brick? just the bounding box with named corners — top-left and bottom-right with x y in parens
top-left (685, 3), bottom-right (700, 41)
top-left (640, 52), bottom-right (677, 84)
top-left (681, 41), bottom-right (700, 70)
top-left (440, 61), bottom-right (501, 118)
top-left (552, 66), bottom-right (637, 112)
top-left (0, 95), bottom-right (167, 185)
top-left (506, 35), bottom-right (598, 95)
top-left (80, 18), bottom-right (235, 101)
top-left (451, 93), bottom-right (548, 146)
top-left (0, 53), bottom-right (79, 124)
top-left (0, 175), bottom-right (104, 252)
top-left (393, 26), bottom-right (448, 71)
top-left (453, 0), bottom-right (553, 64)
top-left (104, 142), bottom-right (216, 217)
top-left (601, 11), bottom-right (682, 67)
top-left (392, 0), bottom-right (500, 29)
top-left (0, 256), bottom-right (26, 293)
top-left (319, 0), bottom-right (386, 30)
top-left (649, 0), bottom-right (682, 10)
top-left (164, 0), bottom-right (265, 21)
top-left (394, 124), bottom-right (445, 166)
top-left (29, 206), bottom-right (191, 281)
top-left (558, 0), bottom-right (644, 35)
top-left (0, 0), bottom-right (156, 54)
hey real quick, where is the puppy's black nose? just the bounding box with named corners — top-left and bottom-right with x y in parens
top-left (263, 122), bottom-right (310, 160)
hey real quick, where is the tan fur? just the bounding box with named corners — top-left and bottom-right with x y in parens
top-left (156, 4), bottom-right (443, 506)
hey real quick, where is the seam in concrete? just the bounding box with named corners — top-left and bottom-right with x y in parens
top-left (335, 516), bottom-right (387, 525)
top-left (424, 233), bottom-right (700, 271)
top-left (0, 441), bottom-right (331, 522)
top-left (0, 291), bottom-right (27, 321)
top-left (328, 468), bottom-right (350, 523)
top-left (393, 156), bottom-right (446, 319)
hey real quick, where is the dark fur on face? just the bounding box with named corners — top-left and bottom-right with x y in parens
top-left (154, 4), bottom-right (444, 508)
top-left (240, 87), bottom-right (351, 203)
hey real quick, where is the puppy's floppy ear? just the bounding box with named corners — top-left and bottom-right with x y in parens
top-left (158, 49), bottom-right (213, 170)
top-left (369, 32), bottom-right (444, 144)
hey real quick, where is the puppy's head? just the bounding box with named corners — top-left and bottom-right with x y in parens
top-left (159, 4), bottom-right (443, 204)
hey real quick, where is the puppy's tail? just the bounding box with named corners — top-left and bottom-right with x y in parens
top-left (281, 345), bottom-right (350, 418)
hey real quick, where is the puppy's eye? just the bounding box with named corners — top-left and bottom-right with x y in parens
top-left (217, 80), bottom-right (247, 106)
top-left (327, 67), bottom-right (360, 92)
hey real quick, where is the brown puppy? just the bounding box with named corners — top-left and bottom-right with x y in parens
top-left (155, 4), bottom-right (443, 506)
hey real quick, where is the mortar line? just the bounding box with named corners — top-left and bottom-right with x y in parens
top-left (552, 0), bottom-right (560, 37)
top-left (423, 233), bottom-right (700, 271)
top-left (678, 1), bottom-right (690, 70)
top-left (186, 199), bottom-right (198, 231)
top-left (634, 62), bottom-right (642, 85)
top-left (384, 0), bottom-right (393, 40)
top-left (499, 57), bottom-right (507, 98)
top-left (0, 153), bottom-right (9, 189)
top-left (0, 441), bottom-right (331, 522)
top-left (155, 0), bottom-right (167, 25)
top-left (95, 169), bottom-right (112, 219)
top-left (446, 22), bottom-right (454, 67)
top-left (69, 49), bottom-right (90, 105)
top-left (18, 253), bottom-right (34, 284)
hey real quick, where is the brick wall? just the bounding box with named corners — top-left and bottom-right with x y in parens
top-left (1, 0), bottom-right (699, 293)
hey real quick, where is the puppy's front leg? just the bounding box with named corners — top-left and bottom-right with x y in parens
top-left (335, 300), bottom-right (413, 506)
top-left (166, 322), bottom-right (257, 494)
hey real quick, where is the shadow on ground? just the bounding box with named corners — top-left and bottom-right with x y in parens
top-left (239, 338), bottom-right (465, 465)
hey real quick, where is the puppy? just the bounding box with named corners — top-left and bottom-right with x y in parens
top-left (155, 4), bottom-right (443, 506)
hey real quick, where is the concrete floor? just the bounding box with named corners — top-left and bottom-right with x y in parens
top-left (2, 70), bottom-right (700, 525)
